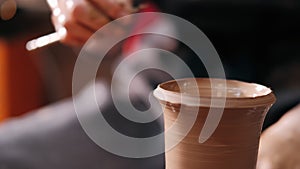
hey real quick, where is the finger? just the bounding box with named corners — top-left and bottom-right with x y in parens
top-left (61, 34), bottom-right (85, 46)
top-left (62, 19), bottom-right (94, 45)
top-left (87, 0), bottom-right (131, 19)
top-left (72, 3), bottom-right (110, 31)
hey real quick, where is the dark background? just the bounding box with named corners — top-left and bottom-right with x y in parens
top-left (1, 0), bottom-right (300, 129)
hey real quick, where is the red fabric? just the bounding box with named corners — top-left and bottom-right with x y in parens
top-left (122, 3), bottom-right (159, 56)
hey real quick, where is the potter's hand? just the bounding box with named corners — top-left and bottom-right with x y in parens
top-left (51, 0), bottom-right (133, 46)
top-left (257, 104), bottom-right (300, 169)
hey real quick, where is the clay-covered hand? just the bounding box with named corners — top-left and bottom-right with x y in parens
top-left (257, 104), bottom-right (300, 169)
top-left (51, 0), bottom-right (133, 46)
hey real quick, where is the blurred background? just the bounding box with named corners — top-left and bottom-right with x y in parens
top-left (0, 0), bottom-right (77, 121)
top-left (0, 0), bottom-right (299, 128)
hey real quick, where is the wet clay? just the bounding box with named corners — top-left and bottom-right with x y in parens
top-left (154, 78), bottom-right (276, 169)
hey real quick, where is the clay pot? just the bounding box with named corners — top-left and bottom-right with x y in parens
top-left (154, 78), bottom-right (275, 169)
